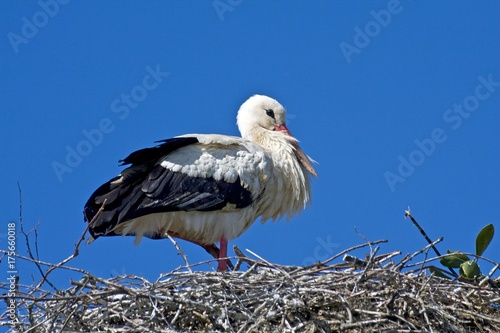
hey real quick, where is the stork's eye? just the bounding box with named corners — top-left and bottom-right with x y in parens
top-left (265, 109), bottom-right (275, 119)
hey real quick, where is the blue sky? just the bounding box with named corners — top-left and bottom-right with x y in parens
top-left (1, 1), bottom-right (500, 290)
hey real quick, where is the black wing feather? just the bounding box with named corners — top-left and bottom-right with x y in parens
top-left (84, 137), bottom-right (253, 239)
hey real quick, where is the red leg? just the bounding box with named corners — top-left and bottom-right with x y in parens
top-left (165, 230), bottom-right (233, 271)
top-left (217, 235), bottom-right (228, 272)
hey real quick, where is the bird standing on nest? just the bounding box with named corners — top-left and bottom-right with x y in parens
top-left (84, 95), bottom-right (317, 271)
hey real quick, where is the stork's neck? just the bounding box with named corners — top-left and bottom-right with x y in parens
top-left (248, 126), bottom-right (312, 209)
top-left (252, 128), bottom-right (310, 192)
top-left (243, 126), bottom-right (292, 151)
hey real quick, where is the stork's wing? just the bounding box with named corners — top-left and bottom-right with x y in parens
top-left (84, 136), bottom-right (261, 239)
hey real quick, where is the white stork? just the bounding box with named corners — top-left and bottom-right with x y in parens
top-left (84, 95), bottom-right (317, 271)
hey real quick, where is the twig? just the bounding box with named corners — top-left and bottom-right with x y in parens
top-left (343, 254), bottom-right (368, 268)
top-left (25, 200), bottom-right (105, 297)
top-left (245, 248), bottom-right (293, 279)
top-left (0, 250), bottom-right (89, 276)
top-left (170, 304), bottom-right (183, 324)
top-left (482, 262), bottom-right (500, 286)
top-left (2, 219), bottom-right (500, 332)
top-left (404, 209), bottom-right (458, 277)
top-left (354, 226), bottom-right (373, 253)
top-left (29, 224), bottom-right (89, 297)
top-left (166, 234), bottom-right (193, 273)
top-left (18, 182), bottom-right (58, 291)
top-left (355, 245), bottom-right (380, 285)
top-left (340, 318), bottom-right (389, 329)
top-left (404, 209), bottom-right (441, 257)
top-left (395, 238), bottom-right (444, 274)
top-left (291, 239), bottom-right (388, 276)
top-left (233, 245), bottom-right (254, 272)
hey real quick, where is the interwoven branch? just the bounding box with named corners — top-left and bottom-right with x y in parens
top-left (1, 240), bottom-right (499, 333)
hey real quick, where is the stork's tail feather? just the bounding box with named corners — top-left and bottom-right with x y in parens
top-left (83, 137), bottom-right (200, 240)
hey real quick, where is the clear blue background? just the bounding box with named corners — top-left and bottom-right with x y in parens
top-left (1, 0), bottom-right (499, 291)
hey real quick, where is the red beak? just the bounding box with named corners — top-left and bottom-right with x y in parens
top-left (274, 124), bottom-right (293, 137)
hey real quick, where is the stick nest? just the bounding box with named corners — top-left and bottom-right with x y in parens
top-left (2, 240), bottom-right (500, 333)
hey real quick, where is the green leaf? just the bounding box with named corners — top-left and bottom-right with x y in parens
top-left (428, 266), bottom-right (451, 279)
top-left (476, 224), bottom-right (495, 256)
top-left (440, 251), bottom-right (470, 268)
top-left (460, 260), bottom-right (481, 278)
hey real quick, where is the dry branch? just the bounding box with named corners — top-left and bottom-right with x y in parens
top-left (1, 240), bottom-right (499, 333)
top-left (2, 193), bottom-right (498, 332)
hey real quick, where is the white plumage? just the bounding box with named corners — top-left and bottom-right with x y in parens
top-left (84, 95), bottom-right (317, 271)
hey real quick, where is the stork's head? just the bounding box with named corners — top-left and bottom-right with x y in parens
top-left (237, 95), bottom-right (288, 139)
top-left (237, 95), bottom-right (317, 177)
